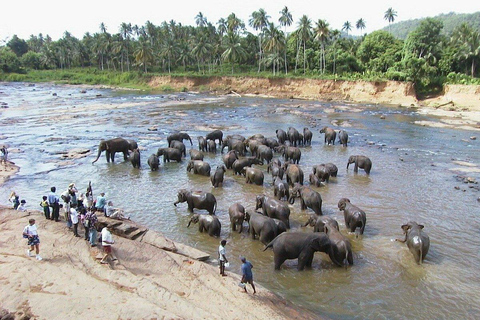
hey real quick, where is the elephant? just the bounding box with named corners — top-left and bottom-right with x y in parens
top-left (396, 221), bottom-right (430, 265)
top-left (263, 232), bottom-right (340, 270)
top-left (256, 145), bottom-right (273, 164)
top-left (324, 163), bottom-right (338, 177)
top-left (320, 127), bottom-right (337, 145)
top-left (170, 140), bottom-right (186, 157)
top-left (92, 137), bottom-right (132, 164)
top-left (265, 138), bottom-right (280, 150)
top-left (211, 165), bottom-right (226, 187)
top-left (129, 148), bottom-right (141, 168)
top-left (276, 145), bottom-right (301, 164)
top-left (222, 150), bottom-right (239, 169)
top-left (309, 173), bottom-right (322, 187)
top-left (246, 139), bottom-right (263, 157)
top-left (127, 139), bottom-right (138, 152)
top-left (228, 203), bottom-right (246, 233)
top-left (245, 211), bottom-right (285, 245)
top-left (273, 219), bottom-right (288, 236)
top-left (221, 138), bottom-right (246, 156)
top-left (187, 160), bottom-right (211, 176)
top-left (206, 130), bottom-right (223, 146)
top-left (276, 129), bottom-right (287, 145)
top-left (232, 157), bottom-right (263, 175)
top-left (157, 147), bottom-right (182, 163)
top-left (147, 154), bottom-right (160, 171)
top-left (245, 167), bottom-right (264, 185)
top-left (207, 140), bottom-right (217, 153)
top-left (338, 198), bottom-right (367, 236)
top-left (187, 214), bottom-right (221, 237)
top-left (287, 127), bottom-right (301, 147)
top-left (347, 155), bottom-right (372, 175)
top-left (189, 149), bottom-right (204, 161)
top-left (289, 183), bottom-right (323, 215)
top-left (283, 162), bottom-right (304, 186)
top-left (303, 215), bottom-right (339, 233)
top-left (168, 132), bottom-right (193, 146)
top-left (197, 136), bottom-right (207, 152)
top-left (338, 130), bottom-right (348, 147)
top-left (267, 160), bottom-right (284, 181)
top-left (324, 224), bottom-right (353, 266)
top-left (313, 164), bottom-right (330, 183)
top-left (255, 195), bottom-right (290, 228)
top-left (174, 189), bottom-right (217, 215)
top-left (273, 177), bottom-right (290, 201)
top-left (303, 128), bottom-right (313, 146)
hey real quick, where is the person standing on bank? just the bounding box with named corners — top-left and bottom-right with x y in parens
top-left (70, 207), bottom-right (80, 237)
top-left (240, 257), bottom-right (256, 294)
top-left (84, 209), bottom-right (98, 247)
top-left (100, 226), bottom-right (115, 264)
top-left (218, 239), bottom-right (228, 276)
top-left (23, 218), bottom-right (42, 260)
top-left (48, 187), bottom-right (60, 222)
top-left (40, 196), bottom-right (50, 220)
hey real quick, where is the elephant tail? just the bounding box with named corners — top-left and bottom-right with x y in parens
top-left (413, 236), bottom-right (423, 265)
top-left (212, 201), bottom-right (217, 215)
top-left (263, 239), bottom-right (275, 251)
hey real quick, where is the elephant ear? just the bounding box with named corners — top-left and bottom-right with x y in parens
top-left (401, 224), bottom-right (411, 232)
top-left (418, 224), bottom-right (425, 229)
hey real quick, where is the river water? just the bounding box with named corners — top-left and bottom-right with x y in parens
top-left (1, 82), bottom-right (479, 319)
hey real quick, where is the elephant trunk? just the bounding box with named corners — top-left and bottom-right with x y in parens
top-left (174, 200), bottom-right (179, 207)
top-left (187, 220), bottom-right (192, 227)
top-left (288, 194), bottom-right (295, 205)
top-left (346, 162), bottom-right (350, 169)
top-left (92, 148), bottom-right (102, 164)
top-left (188, 137), bottom-right (193, 146)
top-left (302, 220), bottom-right (310, 227)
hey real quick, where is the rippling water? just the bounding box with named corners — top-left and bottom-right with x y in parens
top-left (1, 82), bottom-right (479, 319)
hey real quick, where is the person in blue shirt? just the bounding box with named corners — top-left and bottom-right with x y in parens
top-left (95, 192), bottom-right (107, 214)
top-left (240, 256), bottom-right (256, 294)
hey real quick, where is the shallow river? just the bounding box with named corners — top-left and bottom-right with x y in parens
top-left (1, 82), bottom-right (479, 319)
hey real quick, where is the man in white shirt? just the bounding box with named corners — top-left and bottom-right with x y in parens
top-left (100, 227), bottom-right (115, 264)
top-left (70, 207), bottom-right (80, 237)
top-left (218, 239), bottom-right (228, 276)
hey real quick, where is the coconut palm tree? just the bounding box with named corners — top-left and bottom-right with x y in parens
top-left (249, 9), bottom-right (270, 72)
top-left (295, 15), bottom-right (312, 74)
top-left (451, 23), bottom-right (480, 77)
top-left (384, 8), bottom-right (397, 33)
top-left (133, 38), bottom-right (153, 73)
top-left (227, 13), bottom-right (245, 34)
top-left (314, 19), bottom-right (330, 73)
top-left (263, 22), bottom-right (285, 75)
top-left (221, 31), bottom-right (247, 74)
top-left (279, 6), bottom-right (293, 74)
top-left (356, 18), bottom-right (366, 35)
top-left (195, 12), bottom-right (208, 28)
top-left (342, 21), bottom-right (352, 36)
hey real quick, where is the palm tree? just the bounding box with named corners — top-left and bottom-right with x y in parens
top-left (279, 6), bottom-right (293, 74)
top-left (120, 22), bottom-right (132, 71)
top-left (295, 15), bottom-right (312, 74)
top-left (314, 19), bottom-right (330, 73)
top-left (221, 31), bottom-right (247, 74)
top-left (133, 39), bottom-right (153, 73)
top-left (342, 21), bottom-right (352, 36)
top-left (384, 8), bottom-right (397, 33)
top-left (356, 18), bottom-right (366, 35)
top-left (451, 23), bottom-right (480, 77)
top-left (195, 12), bottom-right (208, 28)
top-left (263, 22), bottom-right (285, 74)
top-left (330, 29), bottom-right (340, 74)
top-left (217, 18), bottom-right (227, 38)
top-left (249, 9), bottom-right (270, 72)
top-left (192, 33), bottom-right (212, 73)
top-left (226, 13), bottom-right (245, 34)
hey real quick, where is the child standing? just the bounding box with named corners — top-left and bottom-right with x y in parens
top-left (23, 218), bottom-right (42, 260)
top-left (18, 200), bottom-right (27, 212)
top-left (40, 196), bottom-right (51, 219)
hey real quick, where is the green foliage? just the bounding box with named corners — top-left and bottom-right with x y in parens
top-left (357, 31), bottom-right (403, 72)
top-left (7, 35), bottom-right (29, 57)
top-left (445, 72), bottom-right (480, 85)
top-left (20, 51), bottom-right (43, 70)
top-left (0, 47), bottom-right (22, 73)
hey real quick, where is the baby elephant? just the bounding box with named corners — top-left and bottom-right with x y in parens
top-left (211, 165), bottom-right (226, 188)
top-left (396, 221), bottom-right (430, 265)
top-left (338, 198), bottom-right (366, 236)
top-left (347, 155), bottom-right (372, 175)
top-left (187, 214), bottom-right (221, 237)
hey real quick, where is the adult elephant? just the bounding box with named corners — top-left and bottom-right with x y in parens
top-left (92, 137), bottom-right (132, 164)
top-left (319, 127), bottom-right (337, 145)
top-left (255, 195), bottom-right (290, 228)
top-left (273, 177), bottom-right (289, 201)
top-left (187, 214), bottom-right (221, 237)
top-left (245, 211), bottom-right (285, 245)
top-left (289, 183), bottom-right (323, 215)
top-left (347, 155), bottom-right (372, 175)
top-left (303, 215), bottom-right (339, 233)
top-left (338, 198), bottom-right (367, 236)
top-left (303, 128), bottom-right (313, 146)
top-left (187, 160), bottom-right (211, 176)
top-left (338, 130), bottom-right (348, 147)
top-left (207, 140), bottom-right (216, 153)
top-left (325, 224), bottom-right (353, 266)
top-left (157, 147), bottom-right (182, 163)
top-left (276, 129), bottom-right (287, 145)
top-left (174, 189), bottom-right (217, 215)
top-left (168, 132), bottom-right (193, 146)
top-left (276, 145), bottom-right (301, 164)
top-left (130, 148), bottom-right (141, 168)
top-left (283, 162), bottom-right (304, 186)
top-left (287, 127), bottom-right (301, 147)
top-left (265, 138), bottom-right (280, 150)
top-left (229, 203), bottom-right (246, 233)
top-left (396, 221), bottom-right (430, 265)
top-left (323, 163), bottom-right (338, 177)
top-left (206, 130), bottom-right (223, 146)
top-left (189, 149), bottom-right (204, 161)
top-left (245, 167), bottom-right (264, 185)
top-left (256, 145), bottom-right (273, 164)
top-left (147, 154), bottom-right (160, 171)
top-left (211, 165), bottom-right (226, 187)
top-left (170, 140), bottom-right (186, 157)
top-left (197, 136), bottom-right (207, 152)
top-left (222, 150), bottom-right (239, 169)
top-left (263, 232), bottom-right (340, 270)
top-left (232, 157), bottom-right (263, 175)
top-left (313, 164), bottom-right (330, 183)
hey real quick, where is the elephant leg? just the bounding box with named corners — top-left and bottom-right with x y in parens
top-left (274, 254), bottom-right (286, 270)
top-left (300, 199), bottom-right (307, 210)
top-left (123, 151), bottom-right (129, 161)
top-left (106, 151), bottom-right (111, 163)
top-left (238, 221), bottom-right (243, 233)
top-left (250, 227), bottom-right (256, 240)
top-left (231, 221), bottom-right (236, 231)
top-left (111, 152), bottom-right (116, 162)
top-left (354, 163), bottom-right (359, 173)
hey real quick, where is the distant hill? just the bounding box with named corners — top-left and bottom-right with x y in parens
top-left (382, 12), bottom-right (480, 39)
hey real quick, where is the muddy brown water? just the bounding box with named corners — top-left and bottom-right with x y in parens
top-left (1, 82), bottom-right (479, 319)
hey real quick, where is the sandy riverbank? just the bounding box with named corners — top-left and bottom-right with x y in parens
top-left (0, 160), bottom-right (318, 320)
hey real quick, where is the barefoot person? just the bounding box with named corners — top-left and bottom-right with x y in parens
top-left (240, 257), bottom-right (256, 294)
top-left (100, 226), bottom-right (115, 264)
top-left (23, 218), bottom-right (42, 261)
top-left (218, 239), bottom-right (228, 276)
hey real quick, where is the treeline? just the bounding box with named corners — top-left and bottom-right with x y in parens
top-left (1, 9), bottom-right (479, 92)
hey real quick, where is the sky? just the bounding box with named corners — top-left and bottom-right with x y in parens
top-left (2, 0), bottom-right (480, 42)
